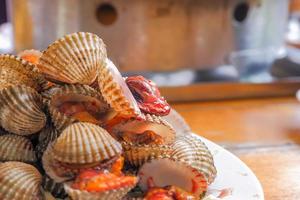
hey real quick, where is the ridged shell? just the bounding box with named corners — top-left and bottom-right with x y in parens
top-left (36, 125), bottom-right (60, 160)
top-left (0, 54), bottom-right (46, 91)
top-left (41, 84), bottom-right (61, 101)
top-left (138, 158), bottom-right (208, 197)
top-left (51, 122), bottom-right (122, 164)
top-left (38, 32), bottom-right (107, 85)
top-left (122, 142), bottom-right (172, 167)
top-left (0, 134), bottom-right (36, 162)
top-left (0, 85), bottom-right (47, 135)
top-left (42, 145), bottom-right (75, 183)
top-left (49, 84), bottom-right (109, 130)
top-left (42, 175), bottom-right (67, 198)
top-left (64, 183), bottom-right (134, 200)
top-left (0, 162), bottom-right (42, 200)
top-left (172, 134), bottom-right (217, 184)
top-left (111, 113), bottom-right (175, 144)
top-left (163, 108), bottom-right (191, 136)
top-left (98, 59), bottom-right (142, 117)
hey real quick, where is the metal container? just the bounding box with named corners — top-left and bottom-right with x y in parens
top-left (7, 0), bottom-right (289, 72)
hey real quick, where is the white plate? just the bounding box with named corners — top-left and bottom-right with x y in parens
top-left (197, 134), bottom-right (264, 200)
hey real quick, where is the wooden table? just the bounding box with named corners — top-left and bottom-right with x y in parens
top-left (172, 97), bottom-right (300, 200)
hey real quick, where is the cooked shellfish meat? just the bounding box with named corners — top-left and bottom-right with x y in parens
top-left (64, 169), bottom-right (138, 200)
top-left (49, 84), bottom-right (109, 130)
top-left (18, 49), bottom-right (42, 65)
top-left (126, 76), bottom-right (170, 116)
top-left (111, 114), bottom-right (175, 145)
top-left (144, 185), bottom-right (197, 200)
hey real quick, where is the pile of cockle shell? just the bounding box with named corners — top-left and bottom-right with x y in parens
top-left (0, 32), bottom-right (216, 200)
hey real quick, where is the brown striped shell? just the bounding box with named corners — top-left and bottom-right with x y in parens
top-left (0, 85), bottom-right (46, 135)
top-left (0, 54), bottom-right (46, 91)
top-left (111, 114), bottom-right (176, 145)
top-left (172, 134), bottom-right (217, 184)
top-left (0, 162), bottom-right (42, 200)
top-left (98, 58), bottom-right (142, 118)
top-left (51, 122), bottom-right (122, 165)
top-left (64, 182), bottom-right (135, 200)
top-left (122, 142), bottom-right (172, 167)
top-left (48, 84), bottom-right (109, 130)
top-left (38, 32), bottom-right (107, 85)
top-left (0, 134), bottom-right (36, 162)
top-left (42, 175), bottom-right (67, 198)
top-left (41, 84), bottom-right (61, 102)
top-left (36, 125), bottom-right (60, 160)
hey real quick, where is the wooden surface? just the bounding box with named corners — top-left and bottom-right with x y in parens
top-left (172, 97), bottom-right (300, 200)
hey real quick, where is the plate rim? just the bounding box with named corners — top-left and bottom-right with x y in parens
top-left (193, 133), bottom-right (264, 200)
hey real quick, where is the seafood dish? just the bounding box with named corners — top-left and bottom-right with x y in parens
top-left (0, 32), bottom-right (217, 200)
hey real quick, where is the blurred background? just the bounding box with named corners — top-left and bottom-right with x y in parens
top-left (1, 0), bottom-right (300, 101)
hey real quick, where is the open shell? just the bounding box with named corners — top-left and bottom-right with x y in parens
top-left (172, 134), bottom-right (217, 184)
top-left (138, 158), bottom-right (208, 198)
top-left (98, 59), bottom-right (142, 118)
top-left (38, 32), bottom-right (107, 85)
top-left (41, 84), bottom-right (61, 102)
top-left (48, 84), bottom-right (109, 130)
top-left (0, 54), bottom-right (46, 91)
top-left (64, 182), bottom-right (135, 200)
top-left (111, 113), bottom-right (175, 145)
top-left (42, 145), bottom-right (75, 183)
top-left (0, 162), bottom-right (42, 200)
top-left (42, 175), bottom-right (67, 198)
top-left (51, 122), bottom-right (122, 165)
top-left (0, 85), bottom-right (46, 135)
top-left (122, 142), bottom-right (172, 167)
top-left (0, 134), bottom-right (36, 162)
